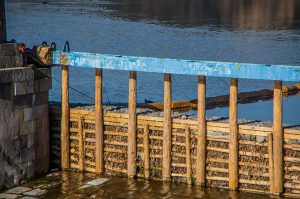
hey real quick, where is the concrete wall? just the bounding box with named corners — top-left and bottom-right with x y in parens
top-left (0, 43), bottom-right (51, 190)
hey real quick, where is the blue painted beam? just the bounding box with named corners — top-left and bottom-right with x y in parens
top-left (53, 51), bottom-right (300, 82)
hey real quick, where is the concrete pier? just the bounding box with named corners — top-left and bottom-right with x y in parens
top-left (0, 43), bottom-right (52, 190)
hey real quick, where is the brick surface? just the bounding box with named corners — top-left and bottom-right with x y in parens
top-left (34, 68), bottom-right (51, 79)
top-left (23, 107), bottom-right (34, 121)
top-left (20, 120), bottom-right (36, 135)
top-left (13, 81), bottom-right (34, 96)
top-left (20, 135), bottom-right (28, 149)
top-left (27, 134), bottom-right (37, 148)
top-left (0, 55), bottom-right (23, 69)
top-left (33, 104), bottom-right (48, 118)
top-left (20, 148), bottom-right (36, 163)
top-left (33, 92), bottom-right (48, 106)
top-left (38, 78), bottom-right (51, 92)
top-left (13, 95), bottom-right (34, 108)
top-left (0, 43), bottom-right (18, 56)
top-left (0, 67), bottom-right (33, 84)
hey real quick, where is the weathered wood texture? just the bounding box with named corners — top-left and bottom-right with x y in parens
top-left (53, 51), bottom-right (300, 82)
top-left (196, 76), bottom-right (206, 186)
top-left (163, 74), bottom-right (172, 182)
top-left (61, 65), bottom-right (70, 169)
top-left (95, 69), bottom-right (104, 174)
top-left (268, 133), bottom-right (274, 194)
top-left (128, 71), bottom-right (137, 178)
top-left (229, 78), bottom-right (238, 190)
top-left (50, 107), bottom-right (300, 197)
top-left (0, 0), bottom-right (6, 43)
top-left (185, 127), bottom-right (192, 185)
top-left (143, 125), bottom-right (150, 180)
top-left (273, 80), bottom-right (283, 195)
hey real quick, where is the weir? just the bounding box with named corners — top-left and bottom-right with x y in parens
top-left (49, 50), bottom-right (300, 197)
top-left (2, 0), bottom-right (300, 197)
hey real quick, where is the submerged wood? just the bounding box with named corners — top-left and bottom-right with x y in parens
top-left (140, 83), bottom-right (300, 111)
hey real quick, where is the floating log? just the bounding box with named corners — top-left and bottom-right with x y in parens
top-left (141, 83), bottom-right (300, 111)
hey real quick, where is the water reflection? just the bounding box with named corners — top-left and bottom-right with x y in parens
top-left (9, 0), bottom-right (300, 30)
top-left (97, 0), bottom-right (300, 30)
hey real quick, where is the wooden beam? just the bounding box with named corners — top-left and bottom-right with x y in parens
top-left (61, 65), bottom-right (70, 169)
top-left (196, 76), bottom-right (206, 186)
top-left (78, 115), bottom-right (84, 172)
top-left (186, 126), bottom-right (192, 185)
top-left (53, 51), bottom-right (300, 82)
top-left (95, 69), bottom-right (104, 174)
top-left (163, 73), bottom-right (172, 182)
top-left (143, 124), bottom-right (150, 180)
top-left (128, 71), bottom-right (137, 178)
top-left (229, 78), bottom-right (238, 190)
top-left (268, 133), bottom-right (274, 194)
top-left (273, 80), bottom-right (283, 195)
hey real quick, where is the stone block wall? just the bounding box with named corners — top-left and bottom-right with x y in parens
top-left (0, 43), bottom-right (51, 190)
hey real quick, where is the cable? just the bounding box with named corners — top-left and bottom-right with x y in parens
top-left (171, 74), bottom-right (192, 101)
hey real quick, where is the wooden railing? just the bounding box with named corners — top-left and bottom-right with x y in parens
top-left (52, 50), bottom-right (300, 195)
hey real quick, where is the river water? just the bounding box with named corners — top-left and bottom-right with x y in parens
top-left (6, 1), bottom-right (300, 123)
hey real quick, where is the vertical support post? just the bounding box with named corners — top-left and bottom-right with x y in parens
top-left (78, 115), bottom-right (84, 172)
top-left (143, 124), bottom-right (150, 180)
top-left (128, 71), bottom-right (137, 178)
top-left (229, 78), bottom-right (238, 190)
top-left (61, 65), bottom-right (70, 169)
top-left (0, 0), bottom-right (6, 43)
top-left (273, 80), bottom-right (283, 195)
top-left (196, 76), bottom-right (206, 186)
top-left (163, 73), bottom-right (172, 182)
top-left (268, 133), bottom-right (274, 194)
top-left (95, 69), bottom-right (104, 174)
top-left (185, 127), bottom-right (192, 185)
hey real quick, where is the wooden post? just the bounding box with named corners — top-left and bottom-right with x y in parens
top-left (0, 0), bottom-right (6, 43)
top-left (128, 71), bottom-right (137, 178)
top-left (61, 65), bottom-right (70, 169)
top-left (95, 69), bottom-right (104, 174)
top-left (229, 78), bottom-right (238, 190)
top-left (143, 125), bottom-right (150, 180)
top-left (185, 127), bottom-right (192, 185)
top-left (78, 115), bottom-right (84, 172)
top-left (196, 76), bottom-right (206, 186)
top-left (273, 80), bottom-right (283, 195)
top-left (163, 73), bottom-right (172, 182)
top-left (268, 133), bottom-right (274, 194)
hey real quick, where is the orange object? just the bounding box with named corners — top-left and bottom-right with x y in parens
top-left (18, 43), bottom-right (26, 54)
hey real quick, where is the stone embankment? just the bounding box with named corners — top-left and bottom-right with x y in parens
top-left (0, 43), bottom-right (51, 190)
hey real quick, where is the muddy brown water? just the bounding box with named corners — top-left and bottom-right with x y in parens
top-left (17, 171), bottom-right (275, 199)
